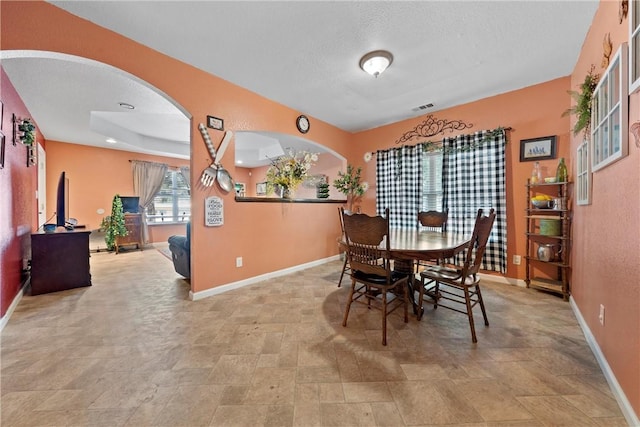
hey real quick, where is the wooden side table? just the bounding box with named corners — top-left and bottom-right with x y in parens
top-left (115, 213), bottom-right (143, 253)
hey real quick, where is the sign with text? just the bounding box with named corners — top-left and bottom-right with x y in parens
top-left (205, 196), bottom-right (223, 226)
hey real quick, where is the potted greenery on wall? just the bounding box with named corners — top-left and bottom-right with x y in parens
top-left (562, 65), bottom-right (599, 137)
top-left (100, 194), bottom-right (128, 251)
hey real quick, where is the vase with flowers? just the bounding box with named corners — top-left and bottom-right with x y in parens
top-left (333, 164), bottom-right (369, 212)
top-left (266, 149), bottom-right (318, 198)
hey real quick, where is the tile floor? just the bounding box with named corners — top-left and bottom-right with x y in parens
top-left (1, 248), bottom-right (629, 426)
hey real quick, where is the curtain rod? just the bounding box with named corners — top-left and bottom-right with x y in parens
top-left (128, 160), bottom-right (186, 169)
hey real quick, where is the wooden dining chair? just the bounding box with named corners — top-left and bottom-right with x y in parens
top-left (417, 208), bottom-right (496, 342)
top-left (417, 210), bottom-right (448, 232)
top-left (337, 207), bottom-right (351, 287)
top-left (341, 207), bottom-right (409, 346)
top-left (416, 209), bottom-right (449, 272)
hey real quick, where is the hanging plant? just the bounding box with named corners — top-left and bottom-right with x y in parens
top-left (17, 118), bottom-right (36, 146)
top-left (562, 65), bottom-right (599, 137)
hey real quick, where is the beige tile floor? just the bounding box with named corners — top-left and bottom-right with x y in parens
top-left (1, 247), bottom-right (629, 426)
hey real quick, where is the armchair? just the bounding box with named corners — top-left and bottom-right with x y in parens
top-left (168, 222), bottom-right (190, 278)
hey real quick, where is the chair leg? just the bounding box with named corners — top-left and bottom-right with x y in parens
top-left (338, 257), bottom-right (348, 287)
top-left (416, 278), bottom-right (426, 321)
top-left (342, 280), bottom-right (356, 327)
top-left (433, 281), bottom-right (439, 309)
top-left (476, 284), bottom-right (489, 326)
top-left (463, 286), bottom-right (477, 343)
top-left (402, 281), bottom-right (409, 323)
top-left (381, 289), bottom-right (387, 346)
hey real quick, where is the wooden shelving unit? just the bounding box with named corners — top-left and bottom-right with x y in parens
top-left (525, 180), bottom-right (572, 300)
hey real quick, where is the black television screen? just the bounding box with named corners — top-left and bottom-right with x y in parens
top-left (56, 171), bottom-right (69, 226)
top-left (120, 196), bottom-right (140, 214)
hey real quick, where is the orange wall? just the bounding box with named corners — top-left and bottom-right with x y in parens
top-left (569, 1), bottom-right (640, 416)
top-left (0, 68), bottom-right (43, 317)
top-left (2, 1), bottom-right (638, 419)
top-left (352, 77), bottom-right (572, 280)
top-left (44, 140), bottom-right (189, 242)
top-left (0, 0), bottom-right (352, 296)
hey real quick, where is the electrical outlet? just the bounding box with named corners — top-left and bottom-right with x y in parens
top-left (599, 304), bottom-right (605, 326)
top-left (236, 257), bottom-right (243, 268)
top-left (513, 255), bottom-right (521, 265)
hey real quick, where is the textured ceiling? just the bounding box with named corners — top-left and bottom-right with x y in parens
top-left (2, 1), bottom-right (599, 160)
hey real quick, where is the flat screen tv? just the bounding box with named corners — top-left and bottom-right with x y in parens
top-left (120, 196), bottom-right (140, 214)
top-left (56, 171), bottom-right (69, 226)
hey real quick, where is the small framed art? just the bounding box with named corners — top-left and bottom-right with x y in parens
top-left (519, 135), bottom-right (557, 162)
top-left (207, 115), bottom-right (224, 131)
top-left (256, 182), bottom-right (267, 196)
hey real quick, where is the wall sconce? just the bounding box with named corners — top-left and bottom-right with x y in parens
top-left (359, 50), bottom-right (393, 77)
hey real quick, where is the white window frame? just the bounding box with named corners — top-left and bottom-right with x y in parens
top-left (576, 140), bottom-right (591, 205)
top-left (148, 170), bottom-right (190, 224)
top-left (421, 151), bottom-right (443, 212)
top-left (630, 0), bottom-right (640, 93)
top-left (591, 43), bottom-right (629, 172)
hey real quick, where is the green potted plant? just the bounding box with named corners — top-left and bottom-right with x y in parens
top-left (562, 65), bottom-right (599, 137)
top-left (17, 118), bottom-right (36, 146)
top-left (101, 194), bottom-right (128, 251)
top-left (333, 164), bottom-right (368, 212)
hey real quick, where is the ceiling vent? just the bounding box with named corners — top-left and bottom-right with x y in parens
top-left (412, 103), bottom-right (434, 112)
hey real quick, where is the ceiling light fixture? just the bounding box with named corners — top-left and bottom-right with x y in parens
top-left (106, 138), bottom-right (117, 144)
top-left (118, 102), bottom-right (135, 110)
top-left (359, 50), bottom-right (393, 77)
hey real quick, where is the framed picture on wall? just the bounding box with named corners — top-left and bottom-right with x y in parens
top-left (256, 182), bottom-right (267, 196)
top-left (519, 135), bottom-right (557, 162)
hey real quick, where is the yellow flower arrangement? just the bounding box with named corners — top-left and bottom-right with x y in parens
top-left (266, 149), bottom-right (318, 196)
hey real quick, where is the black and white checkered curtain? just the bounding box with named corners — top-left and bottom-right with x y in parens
top-left (442, 130), bottom-right (507, 273)
top-left (376, 145), bottom-right (422, 228)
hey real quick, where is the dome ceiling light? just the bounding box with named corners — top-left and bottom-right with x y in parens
top-left (359, 50), bottom-right (393, 77)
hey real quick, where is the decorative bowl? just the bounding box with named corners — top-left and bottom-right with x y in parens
top-left (531, 199), bottom-right (553, 209)
top-left (544, 177), bottom-right (557, 183)
top-left (43, 223), bottom-right (57, 233)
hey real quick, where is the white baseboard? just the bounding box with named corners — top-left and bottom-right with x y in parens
top-left (189, 254), bottom-right (341, 301)
top-left (479, 272), bottom-right (527, 287)
top-left (570, 297), bottom-right (640, 426)
top-left (0, 284), bottom-right (25, 332)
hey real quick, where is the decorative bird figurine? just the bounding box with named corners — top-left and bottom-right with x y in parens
top-left (630, 122), bottom-right (640, 148)
top-left (601, 32), bottom-right (612, 69)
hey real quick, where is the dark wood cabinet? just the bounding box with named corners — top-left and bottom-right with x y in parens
top-left (116, 213), bottom-right (143, 253)
top-left (30, 229), bottom-right (92, 295)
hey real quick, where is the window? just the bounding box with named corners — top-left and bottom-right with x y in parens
top-left (630, 0), bottom-right (640, 93)
top-left (576, 140), bottom-right (591, 205)
top-left (148, 170), bottom-right (190, 223)
top-left (421, 151), bottom-right (443, 211)
top-left (591, 43), bottom-right (628, 172)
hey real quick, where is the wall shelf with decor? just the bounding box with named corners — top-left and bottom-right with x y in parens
top-left (525, 180), bottom-right (572, 300)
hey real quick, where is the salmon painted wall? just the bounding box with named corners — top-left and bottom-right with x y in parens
top-left (44, 140), bottom-right (189, 243)
top-left (352, 77), bottom-right (572, 281)
top-left (0, 68), bottom-right (44, 317)
top-left (0, 1), bottom-right (352, 297)
top-left (569, 1), bottom-right (640, 417)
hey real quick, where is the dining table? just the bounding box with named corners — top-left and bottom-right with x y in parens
top-left (386, 228), bottom-right (472, 316)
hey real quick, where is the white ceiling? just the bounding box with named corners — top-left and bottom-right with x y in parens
top-left (2, 1), bottom-right (598, 161)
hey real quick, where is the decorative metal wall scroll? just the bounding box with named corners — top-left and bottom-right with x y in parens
top-left (394, 114), bottom-right (473, 145)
